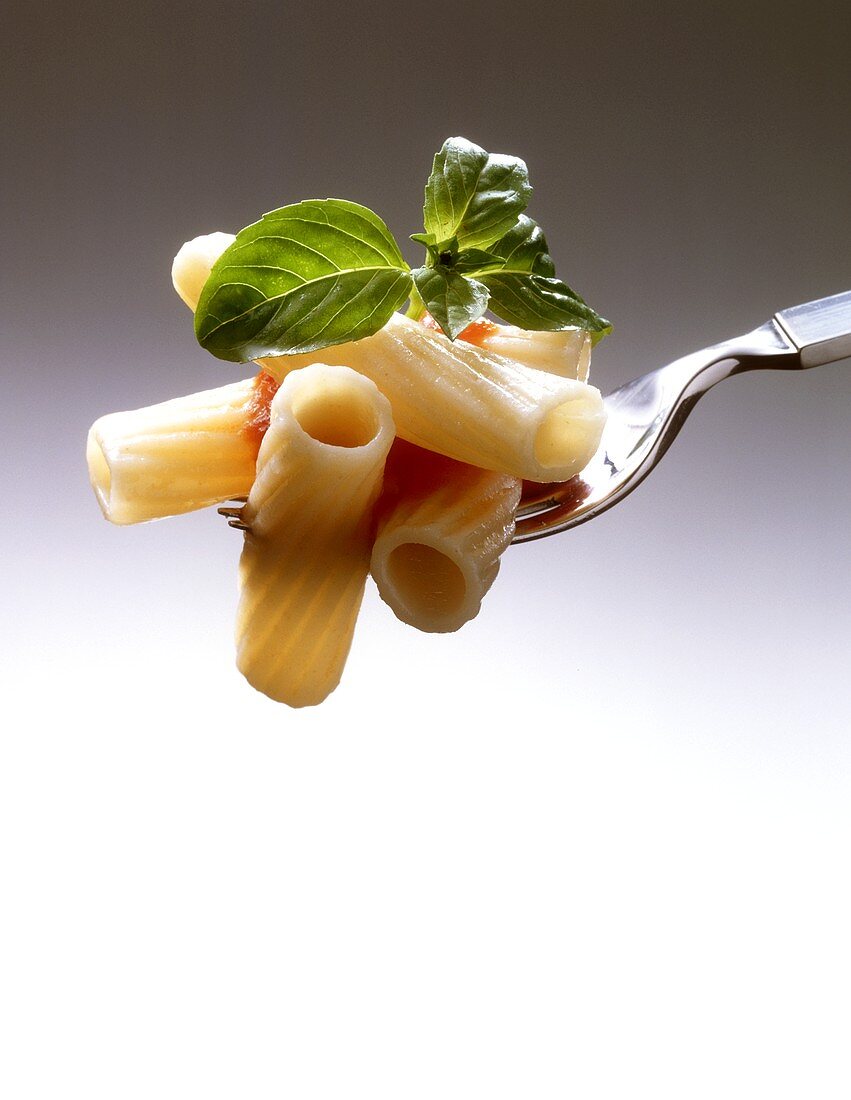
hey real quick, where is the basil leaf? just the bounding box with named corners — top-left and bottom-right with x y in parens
top-left (195, 199), bottom-right (412, 361)
top-left (411, 265), bottom-right (489, 340)
top-left (422, 137), bottom-right (532, 252)
top-left (477, 271), bottom-right (612, 340)
top-left (451, 248), bottom-right (506, 275)
top-left (474, 215), bottom-right (611, 340)
top-left (487, 215), bottom-right (556, 277)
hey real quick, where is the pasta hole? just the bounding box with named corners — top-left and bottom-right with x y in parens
top-left (386, 542), bottom-right (466, 619)
top-left (291, 382), bottom-right (379, 448)
top-left (534, 395), bottom-right (600, 470)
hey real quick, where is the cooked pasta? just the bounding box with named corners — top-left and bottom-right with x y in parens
top-left (458, 320), bottom-right (592, 383)
top-left (172, 233), bottom-right (606, 484)
top-left (86, 377), bottom-right (269, 524)
top-left (235, 364), bottom-right (394, 706)
top-left (92, 132), bottom-right (615, 709)
top-left (259, 315), bottom-right (605, 483)
top-left (172, 232), bottom-right (236, 310)
top-left (371, 441), bottom-right (521, 633)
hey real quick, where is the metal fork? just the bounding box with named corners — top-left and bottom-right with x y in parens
top-left (219, 500), bottom-right (249, 530)
top-left (514, 289), bottom-right (851, 542)
top-left (219, 289), bottom-right (850, 540)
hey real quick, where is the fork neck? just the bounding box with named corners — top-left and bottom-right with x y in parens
top-left (668, 319), bottom-right (801, 399)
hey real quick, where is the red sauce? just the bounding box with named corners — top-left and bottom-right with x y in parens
top-left (374, 438), bottom-right (473, 529)
top-left (419, 312), bottom-right (500, 346)
top-left (240, 370), bottom-right (281, 449)
top-left (455, 317), bottom-right (501, 346)
top-left (520, 475), bottom-right (592, 510)
top-left (380, 438), bottom-right (460, 500)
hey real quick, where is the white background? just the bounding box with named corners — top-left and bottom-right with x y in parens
top-left (4, 361), bottom-right (850, 1097)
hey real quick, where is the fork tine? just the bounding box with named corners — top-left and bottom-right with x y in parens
top-left (217, 498), bottom-right (250, 531)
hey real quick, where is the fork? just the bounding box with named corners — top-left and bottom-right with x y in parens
top-left (219, 289), bottom-right (850, 541)
top-left (514, 289), bottom-right (851, 542)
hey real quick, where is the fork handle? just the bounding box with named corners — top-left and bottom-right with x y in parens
top-left (774, 289), bottom-right (851, 368)
top-left (664, 289), bottom-right (850, 399)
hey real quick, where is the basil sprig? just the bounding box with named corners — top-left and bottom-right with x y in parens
top-left (194, 138), bottom-right (610, 363)
top-left (412, 141), bottom-right (611, 342)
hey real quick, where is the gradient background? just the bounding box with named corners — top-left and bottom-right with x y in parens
top-left (2, 1), bottom-right (850, 1097)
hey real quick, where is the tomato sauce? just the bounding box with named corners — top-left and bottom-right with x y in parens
top-left (240, 370), bottom-right (281, 449)
top-left (419, 312), bottom-right (500, 347)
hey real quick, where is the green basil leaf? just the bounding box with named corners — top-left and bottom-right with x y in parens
top-left (487, 214), bottom-right (556, 277)
top-left (451, 248), bottom-right (506, 275)
top-left (422, 137), bottom-right (532, 252)
top-left (475, 215), bottom-right (611, 341)
top-left (195, 199), bottom-right (412, 361)
top-left (478, 271), bottom-right (612, 340)
top-left (411, 265), bottom-right (489, 340)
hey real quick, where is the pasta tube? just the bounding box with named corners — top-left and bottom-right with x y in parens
top-left (86, 377), bottom-right (270, 524)
top-left (236, 364), bottom-right (394, 707)
top-left (371, 441), bottom-right (521, 633)
top-left (458, 321), bottom-right (592, 383)
top-left (172, 231), bottom-right (236, 310)
top-left (257, 315), bottom-right (605, 484)
top-left (173, 233), bottom-right (605, 483)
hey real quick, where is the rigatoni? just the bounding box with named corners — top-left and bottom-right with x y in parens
top-left (371, 442), bottom-right (521, 633)
top-left (86, 377), bottom-right (266, 524)
top-left (172, 232), bottom-right (236, 310)
top-left (171, 233), bottom-right (606, 484)
top-left (463, 322), bottom-right (592, 383)
top-left (259, 315), bottom-right (606, 484)
top-left (236, 364), bottom-right (394, 707)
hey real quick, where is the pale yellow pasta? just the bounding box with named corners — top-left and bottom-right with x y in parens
top-left (172, 234), bottom-right (606, 483)
top-left (472, 324), bottom-right (592, 383)
top-left (236, 364), bottom-right (394, 707)
top-left (172, 232), bottom-right (236, 310)
top-left (259, 316), bottom-right (605, 483)
top-left (86, 379), bottom-right (262, 524)
top-left (371, 448), bottom-right (521, 633)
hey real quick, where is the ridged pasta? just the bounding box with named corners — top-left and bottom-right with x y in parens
top-left (371, 441), bottom-right (521, 633)
top-left (87, 228), bottom-right (607, 707)
top-left (172, 232), bottom-right (236, 310)
top-left (256, 315), bottom-right (605, 483)
top-left (466, 323), bottom-right (592, 383)
top-left (173, 234), bottom-right (606, 484)
top-left (86, 378), bottom-right (265, 524)
top-left (236, 364), bottom-right (394, 707)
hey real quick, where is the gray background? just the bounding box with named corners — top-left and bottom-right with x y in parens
top-left (2, 1), bottom-right (850, 1097)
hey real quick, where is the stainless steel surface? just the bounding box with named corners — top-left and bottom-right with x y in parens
top-left (218, 498), bottom-right (249, 530)
top-left (514, 292), bottom-right (851, 543)
top-left (775, 289), bottom-right (851, 368)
